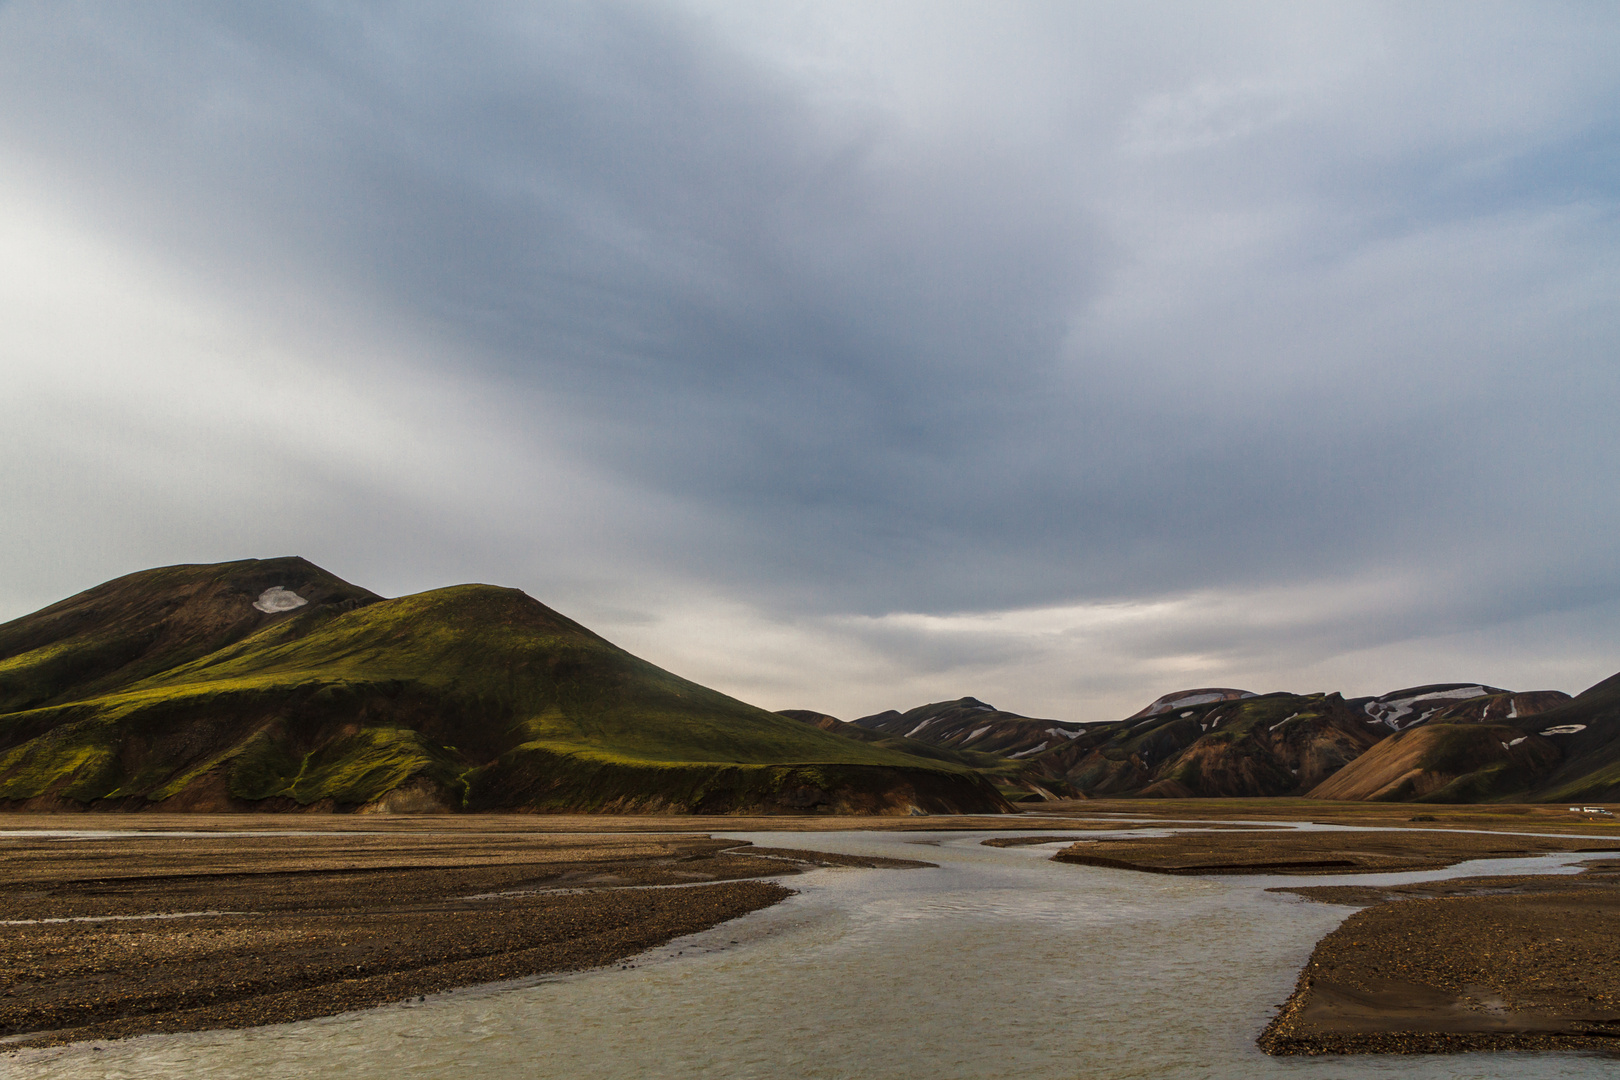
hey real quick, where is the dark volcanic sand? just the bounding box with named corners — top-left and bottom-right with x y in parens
top-left (1260, 865), bottom-right (1620, 1055)
top-left (1052, 829), bottom-right (1620, 875)
top-left (0, 830), bottom-right (921, 1049)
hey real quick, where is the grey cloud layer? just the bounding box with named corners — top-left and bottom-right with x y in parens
top-left (3, 1), bottom-right (1619, 714)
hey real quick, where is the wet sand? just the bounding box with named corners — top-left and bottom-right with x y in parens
top-left (0, 829), bottom-right (927, 1049)
top-left (1260, 865), bottom-right (1620, 1055)
top-left (1051, 828), bottom-right (1620, 875)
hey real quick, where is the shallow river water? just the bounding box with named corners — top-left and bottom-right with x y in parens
top-left (10, 826), bottom-right (1616, 1080)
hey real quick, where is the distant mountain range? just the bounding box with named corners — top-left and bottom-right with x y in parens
top-left (0, 559), bottom-right (1009, 814)
top-left (836, 679), bottom-right (1620, 803)
top-left (3, 557), bottom-right (1617, 812)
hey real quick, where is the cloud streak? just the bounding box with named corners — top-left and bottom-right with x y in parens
top-left (3, 1), bottom-right (1618, 719)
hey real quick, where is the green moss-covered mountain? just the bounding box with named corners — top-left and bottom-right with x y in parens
top-left (0, 559), bottom-right (1010, 815)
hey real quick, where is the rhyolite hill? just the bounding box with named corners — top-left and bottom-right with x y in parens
top-left (838, 680), bottom-right (1620, 803)
top-left (0, 559), bottom-right (1012, 814)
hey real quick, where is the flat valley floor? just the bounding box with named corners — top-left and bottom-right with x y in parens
top-left (3, 802), bottom-right (1619, 1065)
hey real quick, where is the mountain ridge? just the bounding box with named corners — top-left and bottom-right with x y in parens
top-left (841, 677), bottom-right (1615, 802)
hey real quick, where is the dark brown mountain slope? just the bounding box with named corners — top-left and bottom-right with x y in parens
top-left (1038, 692), bottom-right (1383, 798)
top-left (777, 709), bottom-right (1075, 799)
top-left (1311, 670), bottom-right (1620, 803)
top-left (852, 697), bottom-right (1088, 759)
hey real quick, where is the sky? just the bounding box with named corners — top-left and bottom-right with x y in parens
top-left (3, 1), bottom-right (1619, 722)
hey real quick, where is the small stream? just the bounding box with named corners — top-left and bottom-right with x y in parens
top-left (10, 825), bottom-right (1615, 1080)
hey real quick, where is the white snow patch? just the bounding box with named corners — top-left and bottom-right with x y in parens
top-left (1009, 742), bottom-right (1049, 759)
top-left (253, 587), bottom-right (307, 614)
top-left (966, 725), bottom-right (992, 742)
top-left (1178, 710), bottom-right (1195, 718)
top-left (904, 717), bottom-right (938, 738)
top-left (1507, 736), bottom-right (1526, 747)
top-left (1364, 686), bottom-right (1492, 729)
top-left (1047, 727), bottom-right (1082, 740)
top-left (1540, 725), bottom-right (1587, 736)
top-left (1507, 704), bottom-right (1518, 719)
top-left (1269, 713), bottom-right (1301, 732)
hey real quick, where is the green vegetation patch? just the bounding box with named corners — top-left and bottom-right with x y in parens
top-left (229, 726), bottom-right (465, 806)
top-left (0, 713), bottom-right (123, 801)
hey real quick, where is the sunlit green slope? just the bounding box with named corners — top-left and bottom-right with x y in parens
top-left (0, 561), bottom-right (1008, 814)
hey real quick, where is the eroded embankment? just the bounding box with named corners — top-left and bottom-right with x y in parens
top-left (0, 829), bottom-right (927, 1049)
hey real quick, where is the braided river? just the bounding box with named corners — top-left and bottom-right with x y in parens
top-left (12, 826), bottom-right (1614, 1080)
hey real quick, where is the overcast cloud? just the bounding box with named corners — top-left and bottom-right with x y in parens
top-left (3, 1), bottom-right (1618, 720)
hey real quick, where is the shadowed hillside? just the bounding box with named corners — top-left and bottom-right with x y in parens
top-left (778, 709), bottom-right (1074, 801)
top-left (1037, 692), bottom-right (1385, 798)
top-left (852, 698), bottom-right (1087, 759)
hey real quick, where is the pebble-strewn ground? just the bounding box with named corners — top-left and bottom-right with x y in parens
top-left (1260, 866), bottom-right (1620, 1054)
top-left (0, 829), bottom-right (925, 1048)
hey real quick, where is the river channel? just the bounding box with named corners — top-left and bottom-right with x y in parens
top-left (11, 825), bottom-right (1615, 1080)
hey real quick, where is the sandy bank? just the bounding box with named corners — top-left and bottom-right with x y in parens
top-left (1051, 828), bottom-right (1619, 875)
